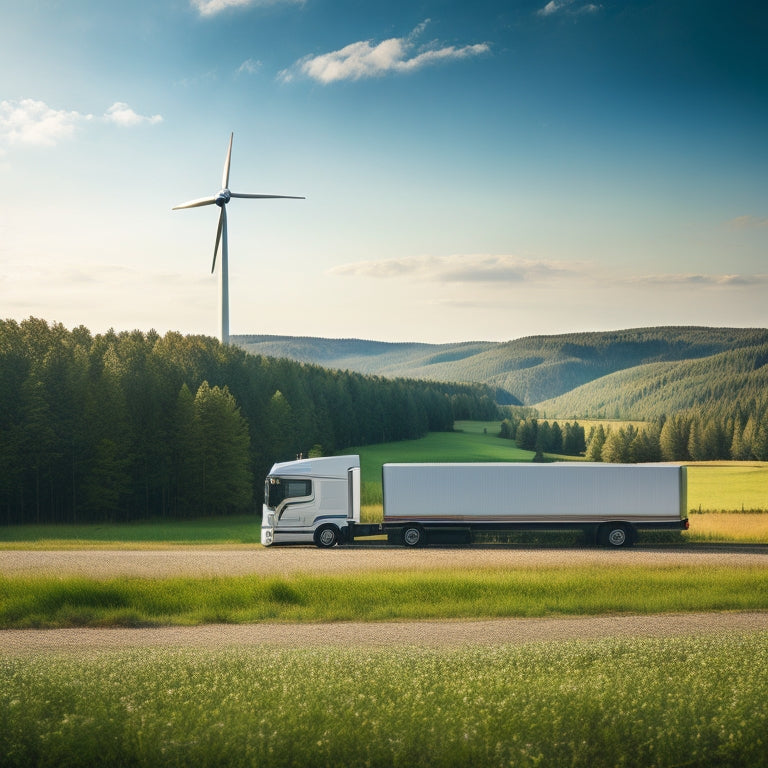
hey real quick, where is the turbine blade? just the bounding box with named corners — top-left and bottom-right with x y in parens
top-left (173, 196), bottom-right (217, 210)
top-left (222, 132), bottom-right (233, 189)
top-left (212, 208), bottom-right (225, 273)
top-left (229, 192), bottom-right (305, 200)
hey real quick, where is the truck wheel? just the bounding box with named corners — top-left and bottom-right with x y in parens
top-left (402, 525), bottom-right (426, 548)
top-left (600, 523), bottom-right (632, 548)
top-left (314, 525), bottom-right (339, 548)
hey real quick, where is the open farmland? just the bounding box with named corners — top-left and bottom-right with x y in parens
top-left (3, 546), bottom-right (767, 767)
top-left (2, 424), bottom-right (767, 766)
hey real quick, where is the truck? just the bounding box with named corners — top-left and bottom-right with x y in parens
top-left (261, 455), bottom-right (689, 549)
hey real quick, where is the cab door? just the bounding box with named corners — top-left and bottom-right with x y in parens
top-left (272, 478), bottom-right (314, 528)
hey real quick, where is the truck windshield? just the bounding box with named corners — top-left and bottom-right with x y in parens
top-left (266, 478), bottom-right (312, 510)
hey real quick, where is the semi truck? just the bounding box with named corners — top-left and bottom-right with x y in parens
top-left (261, 455), bottom-right (689, 549)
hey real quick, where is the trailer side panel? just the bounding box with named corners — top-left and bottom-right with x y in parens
top-left (382, 463), bottom-right (686, 526)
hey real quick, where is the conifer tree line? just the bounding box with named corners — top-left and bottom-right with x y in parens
top-left (500, 417), bottom-right (586, 457)
top-left (504, 414), bottom-right (768, 463)
top-left (0, 319), bottom-right (500, 524)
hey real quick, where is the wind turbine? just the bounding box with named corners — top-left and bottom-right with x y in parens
top-left (173, 133), bottom-right (304, 345)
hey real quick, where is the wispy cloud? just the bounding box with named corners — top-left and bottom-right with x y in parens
top-left (629, 273), bottom-right (768, 287)
top-left (537, 0), bottom-right (601, 17)
top-left (104, 102), bottom-right (163, 127)
top-left (236, 58), bottom-right (262, 75)
top-left (0, 99), bottom-right (163, 152)
top-left (331, 253), bottom-right (768, 292)
top-left (280, 20), bottom-right (490, 84)
top-left (191, 0), bottom-right (303, 16)
top-left (726, 215), bottom-right (768, 230)
top-left (331, 254), bottom-right (580, 283)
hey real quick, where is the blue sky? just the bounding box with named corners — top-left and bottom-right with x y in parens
top-left (1, 0), bottom-right (766, 343)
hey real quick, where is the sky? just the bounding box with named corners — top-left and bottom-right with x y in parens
top-left (1, 0), bottom-right (766, 344)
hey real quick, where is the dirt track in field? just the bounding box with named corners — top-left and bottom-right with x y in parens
top-left (3, 613), bottom-right (767, 655)
top-left (2, 546), bottom-right (767, 653)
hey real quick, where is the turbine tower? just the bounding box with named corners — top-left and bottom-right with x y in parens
top-left (173, 133), bottom-right (304, 344)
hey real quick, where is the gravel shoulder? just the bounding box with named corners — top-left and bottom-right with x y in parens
top-left (3, 544), bottom-right (768, 578)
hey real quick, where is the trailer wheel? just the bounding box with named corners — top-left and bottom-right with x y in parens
top-left (599, 523), bottom-right (633, 548)
top-left (402, 525), bottom-right (426, 548)
top-left (314, 524), bottom-right (339, 548)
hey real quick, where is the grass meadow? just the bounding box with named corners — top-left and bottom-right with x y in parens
top-left (2, 635), bottom-right (767, 768)
top-left (0, 515), bottom-right (260, 549)
top-left (686, 462), bottom-right (768, 513)
top-left (3, 564), bottom-right (768, 628)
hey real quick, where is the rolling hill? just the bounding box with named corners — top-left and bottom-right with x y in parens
top-left (536, 343), bottom-right (768, 420)
top-left (234, 327), bottom-right (768, 414)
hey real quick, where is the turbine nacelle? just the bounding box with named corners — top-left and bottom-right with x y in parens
top-left (215, 189), bottom-right (231, 207)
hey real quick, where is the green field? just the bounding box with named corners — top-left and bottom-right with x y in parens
top-left (353, 420), bottom-right (531, 486)
top-left (0, 515), bottom-right (260, 548)
top-left (686, 462), bottom-right (768, 513)
top-left (3, 635), bottom-right (767, 768)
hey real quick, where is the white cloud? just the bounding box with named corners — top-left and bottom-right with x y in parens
top-left (103, 102), bottom-right (163, 127)
top-left (0, 98), bottom-right (92, 149)
top-left (538, 0), bottom-right (566, 15)
top-left (280, 21), bottom-right (490, 83)
top-left (0, 99), bottom-right (163, 152)
top-left (537, 0), bottom-right (600, 17)
top-left (191, 0), bottom-right (302, 16)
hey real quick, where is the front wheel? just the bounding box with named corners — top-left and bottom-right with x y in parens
top-left (599, 523), bottom-right (633, 548)
top-left (314, 524), bottom-right (339, 548)
top-left (402, 525), bottom-right (427, 548)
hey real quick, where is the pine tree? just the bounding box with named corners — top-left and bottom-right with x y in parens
top-left (730, 421), bottom-right (748, 461)
top-left (194, 382), bottom-right (253, 515)
top-left (585, 425), bottom-right (607, 461)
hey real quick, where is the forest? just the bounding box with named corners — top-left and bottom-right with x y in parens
top-left (0, 318), bottom-right (500, 524)
top-left (503, 412), bottom-right (768, 463)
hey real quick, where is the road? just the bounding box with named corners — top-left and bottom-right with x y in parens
top-left (2, 543), bottom-right (767, 578)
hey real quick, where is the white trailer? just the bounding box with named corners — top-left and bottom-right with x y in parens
top-left (261, 455), bottom-right (688, 548)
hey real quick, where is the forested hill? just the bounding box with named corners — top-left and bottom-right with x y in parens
top-left (234, 327), bottom-right (768, 406)
top-left (536, 343), bottom-right (768, 421)
top-left (235, 336), bottom-right (497, 374)
top-left (0, 319), bottom-right (500, 524)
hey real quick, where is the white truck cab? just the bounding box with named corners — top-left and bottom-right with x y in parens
top-left (261, 455), bottom-right (361, 547)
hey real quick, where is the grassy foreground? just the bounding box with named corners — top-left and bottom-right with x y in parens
top-left (2, 565), bottom-right (767, 628)
top-left (2, 634), bottom-right (767, 768)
